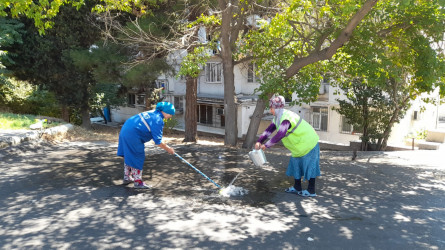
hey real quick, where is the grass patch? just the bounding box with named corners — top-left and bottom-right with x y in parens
top-left (0, 112), bottom-right (61, 130)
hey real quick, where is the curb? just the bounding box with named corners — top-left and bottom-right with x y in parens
top-left (0, 124), bottom-right (74, 149)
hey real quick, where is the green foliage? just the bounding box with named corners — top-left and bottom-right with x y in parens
top-left (331, 0), bottom-right (445, 150)
top-left (242, 0), bottom-right (364, 104)
top-left (413, 129), bottom-right (428, 140)
top-left (2, 0), bottom-right (162, 34)
top-left (71, 41), bottom-right (171, 112)
top-left (1, 2), bottom-right (105, 128)
top-left (89, 83), bottom-right (126, 116)
top-left (177, 47), bottom-right (211, 78)
top-left (0, 112), bottom-right (60, 130)
top-left (334, 78), bottom-right (408, 147)
top-left (0, 18), bottom-right (24, 69)
top-left (0, 79), bottom-right (60, 116)
top-left (124, 59), bottom-right (171, 87)
top-left (70, 43), bottom-right (128, 84)
top-left (0, 112), bottom-right (38, 129)
top-left (163, 117), bottom-right (179, 134)
top-left (1, 0), bottom-right (85, 34)
top-left (69, 108), bottom-right (83, 126)
top-left (189, 14), bottom-right (221, 28)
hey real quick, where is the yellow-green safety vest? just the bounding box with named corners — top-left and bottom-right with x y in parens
top-left (273, 109), bottom-right (319, 157)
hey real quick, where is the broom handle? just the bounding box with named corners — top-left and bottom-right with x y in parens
top-left (174, 153), bottom-right (222, 189)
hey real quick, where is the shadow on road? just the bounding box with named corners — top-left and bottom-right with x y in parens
top-left (0, 140), bottom-right (443, 249)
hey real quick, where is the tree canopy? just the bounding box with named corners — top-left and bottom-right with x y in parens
top-left (332, 0), bottom-right (445, 150)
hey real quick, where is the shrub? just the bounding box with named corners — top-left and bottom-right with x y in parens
top-left (0, 79), bottom-right (60, 117)
top-left (164, 117), bottom-right (179, 134)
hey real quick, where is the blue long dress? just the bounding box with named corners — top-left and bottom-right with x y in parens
top-left (117, 110), bottom-right (165, 170)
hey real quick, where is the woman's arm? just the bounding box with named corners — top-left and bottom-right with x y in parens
top-left (157, 142), bottom-right (175, 154)
top-left (257, 123), bottom-right (277, 144)
top-left (263, 120), bottom-right (291, 149)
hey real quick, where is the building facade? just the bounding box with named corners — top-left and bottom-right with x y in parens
top-left (110, 54), bottom-right (442, 148)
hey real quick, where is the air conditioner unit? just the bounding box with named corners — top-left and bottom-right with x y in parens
top-left (217, 108), bottom-right (224, 115)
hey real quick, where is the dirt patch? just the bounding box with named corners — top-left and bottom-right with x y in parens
top-left (46, 123), bottom-right (225, 146)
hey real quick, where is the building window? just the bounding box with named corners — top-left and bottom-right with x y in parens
top-left (206, 62), bottom-right (222, 83)
top-left (136, 94), bottom-right (145, 107)
top-left (341, 116), bottom-right (353, 133)
top-left (128, 93), bottom-right (136, 107)
top-left (195, 104), bottom-right (224, 128)
top-left (340, 116), bottom-right (362, 134)
top-left (156, 80), bottom-right (169, 97)
top-left (247, 63), bottom-right (258, 83)
top-left (174, 96), bottom-right (184, 114)
top-left (197, 104), bottom-right (213, 125)
top-left (311, 107), bottom-right (328, 131)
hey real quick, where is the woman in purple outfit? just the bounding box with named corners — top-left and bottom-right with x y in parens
top-left (255, 96), bottom-right (320, 197)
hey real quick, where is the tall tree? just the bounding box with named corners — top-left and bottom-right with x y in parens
top-left (191, 0), bottom-right (279, 146)
top-left (242, 0), bottom-right (379, 148)
top-left (334, 78), bottom-right (405, 151)
top-left (177, 47), bottom-right (212, 142)
top-left (332, 0), bottom-right (445, 150)
top-left (1, 0), bottom-right (151, 34)
top-left (2, 2), bottom-right (102, 127)
top-left (98, 1), bottom-right (216, 142)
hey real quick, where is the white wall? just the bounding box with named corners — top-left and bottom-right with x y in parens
top-left (288, 104), bottom-right (360, 145)
top-left (388, 92), bottom-right (440, 145)
top-left (111, 106), bottom-right (146, 123)
top-left (233, 62), bottom-right (261, 94)
top-left (237, 102), bottom-right (257, 136)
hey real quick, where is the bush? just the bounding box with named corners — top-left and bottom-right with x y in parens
top-left (0, 79), bottom-right (61, 117)
top-left (164, 117), bottom-right (179, 134)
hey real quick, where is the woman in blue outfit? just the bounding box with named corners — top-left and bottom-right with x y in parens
top-left (117, 102), bottom-right (176, 189)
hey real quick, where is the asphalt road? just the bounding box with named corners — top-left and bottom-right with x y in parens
top-left (0, 138), bottom-right (444, 249)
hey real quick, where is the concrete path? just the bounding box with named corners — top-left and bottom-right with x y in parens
top-left (0, 137), bottom-right (444, 249)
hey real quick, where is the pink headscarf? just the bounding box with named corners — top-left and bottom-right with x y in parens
top-left (269, 95), bottom-right (285, 125)
top-left (269, 95), bottom-right (285, 109)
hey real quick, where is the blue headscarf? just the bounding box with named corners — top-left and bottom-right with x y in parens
top-left (156, 102), bottom-right (175, 115)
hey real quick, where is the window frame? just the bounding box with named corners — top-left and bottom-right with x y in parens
top-left (340, 115), bottom-right (362, 135)
top-left (311, 106), bottom-right (328, 131)
top-left (205, 62), bottom-right (222, 83)
top-left (128, 93), bottom-right (136, 107)
top-left (247, 63), bottom-right (258, 83)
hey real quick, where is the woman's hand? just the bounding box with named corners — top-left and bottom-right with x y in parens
top-left (255, 142), bottom-right (261, 150)
top-left (165, 146), bottom-right (175, 155)
top-left (158, 142), bottom-right (175, 154)
top-left (260, 144), bottom-right (266, 151)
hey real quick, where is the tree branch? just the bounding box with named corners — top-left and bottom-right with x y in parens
top-left (285, 0), bottom-right (379, 79)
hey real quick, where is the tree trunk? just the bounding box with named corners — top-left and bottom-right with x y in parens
top-left (183, 76), bottom-right (198, 142)
top-left (219, 0), bottom-right (238, 147)
top-left (61, 105), bottom-right (70, 122)
top-left (98, 108), bottom-right (107, 124)
top-left (361, 102), bottom-right (369, 151)
top-left (377, 103), bottom-right (404, 151)
top-left (81, 105), bottom-right (91, 129)
top-left (223, 60), bottom-right (238, 146)
top-left (242, 94), bottom-right (272, 149)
